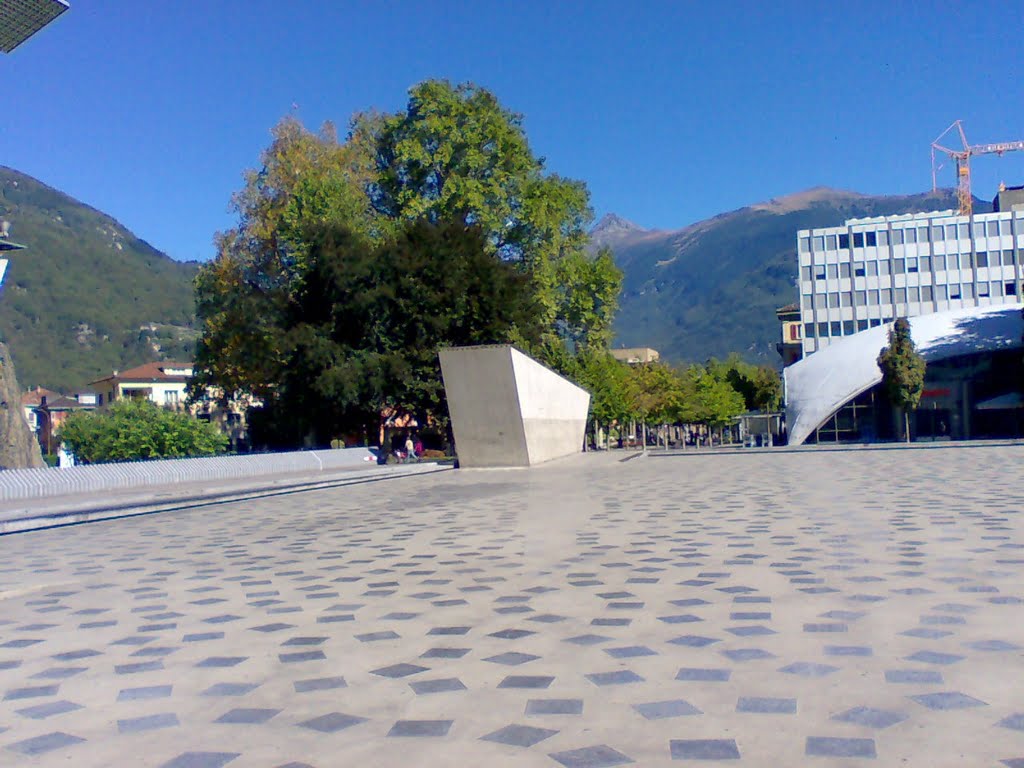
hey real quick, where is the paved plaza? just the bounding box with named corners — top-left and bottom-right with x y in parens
top-left (2, 445), bottom-right (1024, 767)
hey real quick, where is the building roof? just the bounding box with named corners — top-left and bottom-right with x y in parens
top-left (41, 395), bottom-right (93, 411)
top-left (21, 386), bottom-right (61, 407)
top-left (610, 347), bottom-right (660, 364)
top-left (783, 305), bottom-right (1024, 445)
top-left (0, 0), bottom-right (69, 53)
top-left (90, 361), bottom-right (193, 386)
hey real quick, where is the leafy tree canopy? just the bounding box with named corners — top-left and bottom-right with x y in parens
top-left (877, 317), bottom-right (926, 440)
top-left (57, 399), bottom-right (227, 464)
top-left (706, 353), bottom-right (781, 412)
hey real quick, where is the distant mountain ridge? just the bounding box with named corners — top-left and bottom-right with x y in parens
top-left (596, 187), bottom-right (988, 364)
top-left (0, 166), bottom-right (199, 392)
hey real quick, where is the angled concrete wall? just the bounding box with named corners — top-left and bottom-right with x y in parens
top-left (439, 345), bottom-right (590, 468)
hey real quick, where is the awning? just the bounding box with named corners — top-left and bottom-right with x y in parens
top-left (975, 392), bottom-right (1024, 411)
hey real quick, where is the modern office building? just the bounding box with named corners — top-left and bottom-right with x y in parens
top-left (796, 205), bottom-right (1024, 358)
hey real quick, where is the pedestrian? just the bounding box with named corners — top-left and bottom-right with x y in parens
top-left (405, 433), bottom-right (416, 463)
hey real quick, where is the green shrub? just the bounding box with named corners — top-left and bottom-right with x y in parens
top-left (57, 399), bottom-right (227, 464)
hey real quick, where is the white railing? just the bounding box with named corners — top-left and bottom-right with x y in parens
top-left (0, 447), bottom-right (378, 503)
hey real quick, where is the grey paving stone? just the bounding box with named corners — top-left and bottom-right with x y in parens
top-left (428, 626), bottom-right (470, 635)
top-left (372, 663), bottom-right (428, 678)
top-left (906, 650), bottom-right (964, 665)
top-left (4, 684), bottom-right (60, 700)
top-left (410, 677), bottom-right (466, 694)
top-left (279, 650), bottom-right (326, 663)
top-left (668, 635), bottom-right (719, 648)
top-left (202, 682), bottom-right (259, 697)
top-left (886, 669), bottom-right (944, 684)
top-left (421, 647), bottom-right (470, 659)
top-left (159, 752), bottom-right (240, 768)
top-left (489, 628), bottom-right (535, 640)
top-left (737, 696), bottom-right (797, 714)
top-left (998, 714), bottom-right (1024, 731)
top-left (806, 736), bottom-right (876, 758)
top-left (196, 656), bottom-right (246, 668)
top-left (604, 645), bottom-right (657, 658)
top-left (549, 744), bottom-right (634, 767)
top-left (779, 661), bottom-right (839, 677)
top-left (118, 713), bottom-right (180, 732)
top-left (832, 706), bottom-right (908, 729)
top-left (6, 731), bottom-right (85, 756)
top-left (484, 652), bottom-right (539, 666)
top-left (587, 670), bottom-right (644, 685)
top-left (564, 634), bottom-right (612, 646)
top-left (964, 640), bottom-right (1021, 652)
top-left (356, 631), bottom-right (400, 642)
top-left (526, 698), bottom-right (583, 715)
top-left (670, 739), bottom-right (741, 760)
top-left (118, 685), bottom-right (173, 701)
top-left (498, 675), bottom-right (554, 689)
top-left (480, 724), bottom-right (557, 747)
top-left (825, 645), bottom-right (873, 657)
top-left (387, 719), bottom-right (453, 737)
top-left (910, 691), bottom-right (987, 710)
top-left (298, 712), bottom-right (367, 733)
top-left (723, 648), bottom-right (775, 662)
top-left (634, 699), bottom-right (702, 719)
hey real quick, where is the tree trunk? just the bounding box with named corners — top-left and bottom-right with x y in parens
top-left (904, 410), bottom-right (911, 443)
top-left (641, 422), bottom-right (647, 452)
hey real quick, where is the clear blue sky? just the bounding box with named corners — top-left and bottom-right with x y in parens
top-left (4, 1), bottom-right (1023, 262)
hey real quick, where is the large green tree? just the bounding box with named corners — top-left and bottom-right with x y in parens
top-left (193, 81), bottom-right (616, 431)
top-left (877, 317), bottom-right (926, 442)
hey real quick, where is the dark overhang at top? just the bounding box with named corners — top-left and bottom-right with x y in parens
top-left (0, 0), bottom-right (69, 54)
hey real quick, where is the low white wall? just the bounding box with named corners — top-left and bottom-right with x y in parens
top-left (439, 345), bottom-right (590, 468)
top-left (0, 446), bottom-right (377, 504)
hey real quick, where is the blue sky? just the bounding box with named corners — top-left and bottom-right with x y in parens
top-left (3, 1), bottom-right (1023, 262)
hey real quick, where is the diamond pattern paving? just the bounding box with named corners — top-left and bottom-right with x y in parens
top-left (3, 447), bottom-right (1024, 766)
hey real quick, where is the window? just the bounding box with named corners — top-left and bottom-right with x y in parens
top-left (921, 285), bottom-right (933, 302)
top-left (931, 225), bottom-right (944, 241)
top-left (788, 324), bottom-right (801, 341)
top-left (805, 323), bottom-right (816, 338)
top-left (814, 266), bottom-right (826, 280)
top-left (830, 321), bottom-right (842, 337)
top-left (988, 221), bottom-right (999, 237)
top-left (906, 257), bottom-right (918, 273)
top-left (818, 322), bottom-right (829, 338)
top-left (854, 265), bottom-right (866, 277)
top-left (950, 285), bottom-right (962, 299)
top-left (838, 233), bottom-right (850, 249)
top-left (870, 318), bottom-right (882, 327)
top-left (881, 288), bottom-right (892, 304)
top-left (937, 285), bottom-right (949, 300)
top-left (813, 235), bottom-right (824, 251)
top-left (962, 283), bottom-right (975, 299)
top-left (878, 260), bottom-right (891, 275)
top-left (918, 226), bottom-right (929, 241)
top-left (945, 224), bottom-right (957, 240)
top-left (826, 234), bottom-right (838, 250)
top-left (869, 290), bottom-right (880, 305)
top-left (1004, 249), bottom-right (1016, 266)
top-left (827, 264), bottom-right (839, 279)
top-left (842, 291), bottom-right (853, 307)
top-left (1007, 282), bottom-right (1018, 296)
top-left (164, 391), bottom-right (179, 405)
top-left (892, 229), bottom-right (905, 245)
top-left (853, 232), bottom-right (864, 248)
top-left (933, 254), bottom-right (946, 271)
top-left (962, 253), bottom-right (973, 269)
top-left (801, 266), bottom-right (812, 281)
top-left (878, 230), bottom-right (889, 246)
top-left (973, 222), bottom-right (985, 238)
top-left (978, 282), bottom-right (990, 297)
top-left (857, 319), bottom-right (869, 332)
top-left (866, 231), bottom-right (877, 247)
top-left (919, 256), bottom-right (931, 272)
top-left (98, 394), bottom-right (103, 406)
top-left (958, 223), bottom-right (970, 239)
top-left (799, 237), bottom-right (810, 253)
top-left (976, 251), bottom-right (988, 267)
top-left (905, 228), bottom-right (917, 244)
top-left (855, 290), bottom-right (867, 305)
top-left (843, 320), bottom-right (855, 335)
top-left (947, 253), bottom-right (959, 270)
top-left (896, 287), bottom-right (908, 303)
top-left (867, 261), bottom-right (878, 276)
top-left (893, 259), bottom-right (905, 274)
top-left (908, 286), bottom-right (920, 302)
top-left (840, 262), bottom-right (851, 278)
top-left (993, 282), bottom-right (1005, 297)
top-left (828, 292), bottom-right (840, 308)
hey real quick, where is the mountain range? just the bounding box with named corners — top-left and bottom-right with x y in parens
top-left (593, 187), bottom-right (990, 364)
top-left (0, 166), bottom-right (987, 393)
top-left (0, 166), bottom-right (198, 392)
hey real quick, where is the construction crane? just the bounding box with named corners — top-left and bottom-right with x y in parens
top-left (931, 120), bottom-right (1024, 216)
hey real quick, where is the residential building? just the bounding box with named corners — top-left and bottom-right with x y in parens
top-left (89, 361), bottom-right (193, 409)
top-left (610, 347), bottom-right (660, 365)
top-left (796, 207), bottom-right (1024, 357)
top-left (775, 304), bottom-right (803, 367)
top-left (21, 387), bottom-right (98, 454)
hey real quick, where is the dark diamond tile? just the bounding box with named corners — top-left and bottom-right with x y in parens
top-left (484, 652), bottom-right (539, 666)
top-left (832, 706), bottom-right (907, 729)
top-left (428, 626), bottom-right (470, 636)
top-left (196, 657), bottom-right (246, 668)
top-left (202, 682), bottom-right (259, 697)
top-left (668, 635), bottom-right (719, 648)
top-left (118, 685), bottom-right (172, 701)
top-left (118, 713), bottom-right (180, 733)
top-left (498, 675), bottom-right (554, 689)
top-left (737, 696), bottom-right (796, 714)
top-left (670, 739), bottom-right (741, 760)
top-left (998, 714), bottom-right (1024, 731)
top-left (549, 744), bottom-right (633, 767)
top-left (387, 719), bottom-right (453, 737)
top-left (906, 650), bottom-right (963, 665)
top-left (805, 737), bottom-right (876, 758)
top-left (658, 614), bottom-right (702, 624)
top-left (722, 648), bottom-right (775, 662)
top-left (279, 650), bottom-right (326, 663)
top-left (676, 668), bottom-right (730, 682)
top-left (564, 634), bottom-right (612, 646)
top-left (215, 708), bottom-right (280, 724)
top-left (910, 691), bottom-right (987, 710)
top-left (298, 712), bottom-right (367, 733)
top-left (526, 698), bottom-right (583, 715)
top-left (16, 700), bottom-right (83, 719)
top-left (410, 677), bottom-right (466, 694)
top-left (159, 752), bottom-right (240, 768)
top-left (372, 663), bottom-right (428, 678)
top-left (779, 662), bottom-right (839, 677)
top-left (634, 699), bottom-right (702, 719)
top-left (965, 640), bottom-right (1020, 652)
top-left (356, 631), bottom-right (400, 642)
top-left (885, 669), bottom-right (943, 684)
top-left (488, 629), bottom-right (535, 640)
top-left (825, 645), bottom-right (873, 657)
top-left (481, 723), bottom-right (557, 747)
top-left (421, 647), bottom-right (470, 659)
top-left (294, 676), bottom-right (346, 693)
top-left (6, 731), bottom-right (85, 756)
top-left (605, 645), bottom-right (657, 659)
top-left (587, 670), bottom-right (644, 686)
top-left (5, 684), bottom-right (59, 700)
